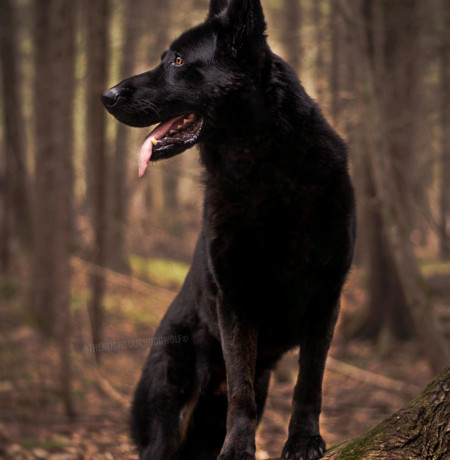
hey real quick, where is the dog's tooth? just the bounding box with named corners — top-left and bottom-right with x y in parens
top-left (151, 138), bottom-right (158, 146)
top-left (170, 129), bottom-right (175, 134)
top-left (183, 118), bottom-right (189, 124)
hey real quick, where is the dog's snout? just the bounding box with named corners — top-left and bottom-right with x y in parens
top-left (101, 87), bottom-right (132, 108)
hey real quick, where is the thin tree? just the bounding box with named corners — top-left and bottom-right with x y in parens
top-left (29, 0), bottom-right (58, 336)
top-left (283, 0), bottom-right (302, 74)
top-left (344, 0), bottom-right (414, 347)
top-left (0, 0), bottom-right (32, 273)
top-left (85, 0), bottom-right (110, 357)
top-left (439, 0), bottom-right (450, 260)
top-left (312, 0), bottom-right (325, 102)
top-left (329, 0), bottom-right (342, 124)
top-left (142, 0), bottom-right (177, 225)
top-left (49, 0), bottom-right (77, 417)
top-left (110, 0), bottom-right (145, 272)
top-left (29, 0), bottom-right (77, 415)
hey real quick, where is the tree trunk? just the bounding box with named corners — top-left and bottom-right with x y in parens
top-left (264, 364), bottom-right (450, 459)
top-left (85, 0), bottom-right (110, 358)
top-left (109, 0), bottom-right (144, 273)
top-left (354, 0), bottom-right (449, 374)
top-left (349, 154), bottom-right (414, 346)
top-left (335, 0), bottom-right (413, 347)
top-left (49, 0), bottom-right (77, 417)
top-left (282, 0), bottom-right (302, 74)
top-left (0, 0), bottom-right (32, 271)
top-left (323, 363), bottom-right (450, 459)
top-left (329, 0), bottom-right (343, 125)
top-left (29, 0), bottom-right (77, 415)
top-left (312, 0), bottom-right (325, 103)
top-left (143, 0), bottom-right (174, 220)
top-left (30, 0), bottom-right (75, 345)
top-left (439, 0), bottom-right (450, 260)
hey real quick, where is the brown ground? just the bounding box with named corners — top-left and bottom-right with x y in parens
top-left (0, 267), bottom-right (443, 460)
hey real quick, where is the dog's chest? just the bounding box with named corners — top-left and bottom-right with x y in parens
top-left (204, 184), bottom-right (320, 297)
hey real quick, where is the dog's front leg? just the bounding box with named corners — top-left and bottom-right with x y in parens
top-left (282, 302), bottom-right (339, 460)
top-left (217, 297), bottom-right (258, 460)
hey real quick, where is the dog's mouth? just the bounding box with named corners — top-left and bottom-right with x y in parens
top-left (138, 113), bottom-right (203, 177)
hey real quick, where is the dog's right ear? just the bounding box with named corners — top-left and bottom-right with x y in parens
top-left (208, 0), bottom-right (228, 20)
top-left (224, 0), bottom-right (266, 58)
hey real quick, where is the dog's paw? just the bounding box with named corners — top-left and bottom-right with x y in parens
top-left (282, 435), bottom-right (326, 460)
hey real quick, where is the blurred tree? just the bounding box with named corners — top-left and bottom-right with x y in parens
top-left (283, 0), bottom-right (302, 74)
top-left (29, 0), bottom-right (77, 415)
top-left (0, 0), bottom-right (32, 273)
top-left (142, 0), bottom-right (179, 228)
top-left (329, 0), bottom-right (343, 124)
top-left (439, 0), bottom-right (450, 260)
top-left (345, 0), bottom-right (414, 347)
top-left (312, 0), bottom-right (325, 102)
top-left (353, 0), bottom-right (449, 373)
top-left (110, 0), bottom-right (146, 273)
top-left (85, 0), bottom-right (110, 358)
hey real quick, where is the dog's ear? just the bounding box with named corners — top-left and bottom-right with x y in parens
top-left (208, 0), bottom-right (228, 19)
top-left (225, 0), bottom-right (266, 56)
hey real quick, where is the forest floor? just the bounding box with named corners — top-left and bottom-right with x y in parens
top-left (0, 258), bottom-right (449, 460)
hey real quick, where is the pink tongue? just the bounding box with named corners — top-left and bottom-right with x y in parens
top-left (138, 115), bottom-right (184, 178)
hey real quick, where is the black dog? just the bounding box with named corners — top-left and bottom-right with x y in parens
top-left (102, 1), bottom-right (356, 459)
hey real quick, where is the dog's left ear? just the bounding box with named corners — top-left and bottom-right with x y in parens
top-left (208, 0), bottom-right (228, 19)
top-left (226, 0), bottom-right (266, 56)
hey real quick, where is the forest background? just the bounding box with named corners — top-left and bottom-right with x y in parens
top-left (1, 0), bottom-right (450, 458)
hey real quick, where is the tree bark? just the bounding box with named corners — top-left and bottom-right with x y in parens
top-left (354, 0), bottom-right (449, 374)
top-left (349, 154), bottom-right (414, 345)
top-left (49, 0), bottom-right (77, 417)
top-left (329, 0), bottom-right (343, 125)
top-left (0, 0), bottom-right (32, 272)
top-left (29, 0), bottom-right (77, 415)
top-left (265, 364), bottom-right (450, 459)
top-left (282, 0), bottom-right (302, 74)
top-left (142, 0), bottom-right (174, 220)
top-left (312, 0), bottom-right (325, 103)
top-left (85, 0), bottom-right (110, 358)
top-left (344, 0), bottom-right (414, 346)
top-left (109, 0), bottom-right (144, 273)
top-left (323, 363), bottom-right (450, 459)
top-left (439, 0), bottom-right (450, 260)
top-left (30, 0), bottom-right (75, 347)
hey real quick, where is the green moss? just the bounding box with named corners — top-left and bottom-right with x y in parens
top-left (420, 260), bottom-right (450, 277)
top-left (21, 437), bottom-right (68, 450)
top-left (0, 282), bottom-right (19, 300)
top-left (123, 308), bottom-right (160, 326)
top-left (326, 419), bottom-right (389, 459)
top-left (130, 255), bottom-right (189, 289)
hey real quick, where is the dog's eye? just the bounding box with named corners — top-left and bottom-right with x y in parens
top-left (174, 54), bottom-right (184, 66)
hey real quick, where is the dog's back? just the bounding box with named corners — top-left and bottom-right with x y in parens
top-left (103, 1), bottom-right (356, 459)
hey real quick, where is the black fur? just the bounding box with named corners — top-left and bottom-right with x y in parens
top-left (102, 1), bottom-right (356, 459)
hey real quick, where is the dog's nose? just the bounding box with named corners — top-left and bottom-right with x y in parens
top-left (101, 88), bottom-right (120, 108)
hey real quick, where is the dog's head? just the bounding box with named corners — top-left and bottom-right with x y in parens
top-left (101, 0), bottom-right (268, 177)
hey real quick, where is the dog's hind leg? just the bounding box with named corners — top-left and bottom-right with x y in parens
top-left (131, 298), bottom-right (203, 460)
top-left (179, 361), bottom-right (271, 460)
top-left (179, 381), bottom-right (228, 460)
